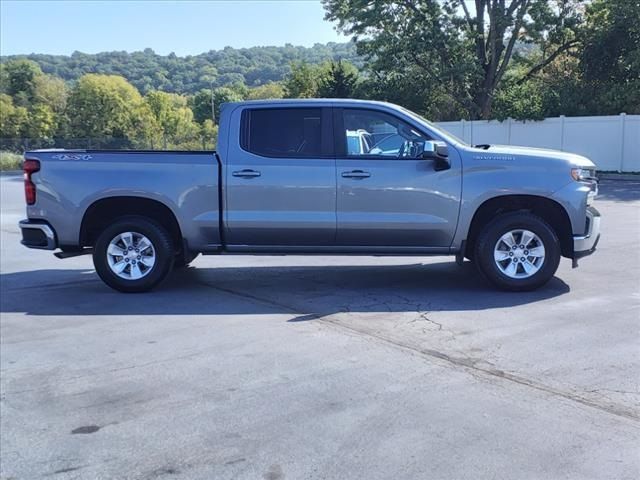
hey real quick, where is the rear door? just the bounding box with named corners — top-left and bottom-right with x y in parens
top-left (334, 107), bottom-right (461, 248)
top-left (224, 106), bottom-right (336, 247)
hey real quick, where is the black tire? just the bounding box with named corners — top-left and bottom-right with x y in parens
top-left (174, 251), bottom-right (199, 268)
top-left (474, 212), bottom-right (561, 291)
top-left (93, 216), bottom-right (175, 293)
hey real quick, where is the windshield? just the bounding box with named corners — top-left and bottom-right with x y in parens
top-left (399, 107), bottom-right (469, 147)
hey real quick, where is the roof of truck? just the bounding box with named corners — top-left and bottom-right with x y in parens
top-left (225, 98), bottom-right (398, 108)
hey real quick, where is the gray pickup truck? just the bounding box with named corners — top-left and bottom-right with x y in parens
top-left (19, 99), bottom-right (600, 292)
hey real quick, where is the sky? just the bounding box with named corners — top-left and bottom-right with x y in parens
top-left (0, 0), bottom-right (349, 56)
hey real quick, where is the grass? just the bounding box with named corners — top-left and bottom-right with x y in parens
top-left (0, 151), bottom-right (23, 171)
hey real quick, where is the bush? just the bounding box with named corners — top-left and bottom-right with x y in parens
top-left (0, 151), bottom-right (23, 171)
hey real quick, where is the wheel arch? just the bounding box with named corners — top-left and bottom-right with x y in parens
top-left (465, 195), bottom-right (573, 259)
top-left (80, 196), bottom-right (183, 253)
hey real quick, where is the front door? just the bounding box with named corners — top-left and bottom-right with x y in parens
top-left (225, 106), bottom-right (336, 247)
top-left (335, 108), bottom-right (461, 248)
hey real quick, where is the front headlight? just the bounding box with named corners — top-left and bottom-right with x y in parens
top-left (572, 167), bottom-right (598, 204)
top-left (571, 168), bottom-right (598, 182)
top-left (571, 167), bottom-right (597, 182)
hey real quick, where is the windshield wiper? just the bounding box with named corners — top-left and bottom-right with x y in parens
top-left (474, 144), bottom-right (491, 150)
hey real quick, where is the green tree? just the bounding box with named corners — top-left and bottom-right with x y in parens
top-left (145, 91), bottom-right (200, 148)
top-left (246, 82), bottom-right (285, 100)
top-left (25, 103), bottom-right (56, 146)
top-left (284, 61), bottom-right (322, 98)
top-left (201, 119), bottom-right (218, 149)
top-left (33, 74), bottom-right (68, 114)
top-left (124, 103), bottom-right (162, 149)
top-left (67, 74), bottom-right (157, 148)
top-left (146, 91), bottom-right (183, 131)
top-left (0, 64), bottom-right (9, 95)
top-left (189, 86), bottom-right (245, 125)
top-left (317, 59), bottom-right (360, 98)
top-left (212, 86), bottom-right (244, 121)
top-left (198, 65), bottom-right (218, 85)
top-left (492, 73), bottom-right (546, 120)
top-left (2, 59), bottom-right (43, 105)
top-left (0, 93), bottom-right (28, 150)
top-left (578, 0), bottom-right (640, 114)
top-left (323, 0), bottom-right (584, 119)
top-left (226, 82), bottom-right (249, 99)
top-left (189, 89), bottom-right (214, 124)
top-left (496, 0), bottom-right (640, 119)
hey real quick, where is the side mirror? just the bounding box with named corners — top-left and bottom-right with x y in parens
top-left (421, 141), bottom-right (450, 171)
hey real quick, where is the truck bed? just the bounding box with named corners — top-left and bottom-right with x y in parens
top-left (23, 149), bottom-right (222, 253)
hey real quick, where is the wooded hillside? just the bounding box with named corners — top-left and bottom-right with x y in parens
top-left (1, 42), bottom-right (362, 94)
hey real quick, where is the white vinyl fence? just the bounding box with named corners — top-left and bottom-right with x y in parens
top-left (436, 114), bottom-right (640, 172)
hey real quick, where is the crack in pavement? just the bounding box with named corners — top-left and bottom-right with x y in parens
top-left (194, 277), bottom-right (640, 423)
top-left (331, 291), bottom-right (443, 333)
top-left (587, 388), bottom-right (639, 396)
top-left (3, 274), bottom-right (638, 423)
top-left (408, 311), bottom-right (443, 331)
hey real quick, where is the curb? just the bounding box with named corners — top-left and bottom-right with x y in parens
top-left (0, 170), bottom-right (22, 176)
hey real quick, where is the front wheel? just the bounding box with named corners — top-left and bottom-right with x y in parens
top-left (474, 212), bottom-right (561, 291)
top-left (93, 216), bottom-right (174, 292)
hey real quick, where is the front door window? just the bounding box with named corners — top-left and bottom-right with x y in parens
top-left (342, 109), bottom-right (427, 159)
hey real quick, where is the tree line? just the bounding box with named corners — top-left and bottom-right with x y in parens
top-left (1, 0), bottom-right (637, 152)
top-left (0, 58), bottom-right (366, 151)
top-left (1, 42), bottom-right (362, 95)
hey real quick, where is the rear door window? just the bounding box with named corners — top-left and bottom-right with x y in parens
top-left (241, 108), bottom-right (330, 158)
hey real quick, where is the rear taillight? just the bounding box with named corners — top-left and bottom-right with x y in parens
top-left (23, 159), bottom-right (40, 205)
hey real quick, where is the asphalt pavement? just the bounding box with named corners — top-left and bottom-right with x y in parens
top-left (1, 174), bottom-right (639, 479)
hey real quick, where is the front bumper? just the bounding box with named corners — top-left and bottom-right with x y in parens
top-left (573, 206), bottom-right (600, 259)
top-left (19, 220), bottom-right (57, 250)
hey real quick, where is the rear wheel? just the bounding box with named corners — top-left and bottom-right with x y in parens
top-left (93, 216), bottom-right (174, 292)
top-left (474, 212), bottom-right (561, 291)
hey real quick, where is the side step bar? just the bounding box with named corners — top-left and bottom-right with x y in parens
top-left (54, 248), bottom-right (93, 259)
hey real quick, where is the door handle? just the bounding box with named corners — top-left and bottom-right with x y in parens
top-left (232, 169), bottom-right (261, 178)
top-left (341, 170), bottom-right (371, 179)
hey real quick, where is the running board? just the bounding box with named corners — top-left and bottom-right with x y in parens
top-left (54, 248), bottom-right (93, 259)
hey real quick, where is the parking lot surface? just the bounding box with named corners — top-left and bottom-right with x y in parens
top-left (1, 174), bottom-right (639, 479)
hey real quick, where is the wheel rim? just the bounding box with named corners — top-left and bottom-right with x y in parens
top-left (493, 229), bottom-right (545, 279)
top-left (106, 232), bottom-right (156, 280)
